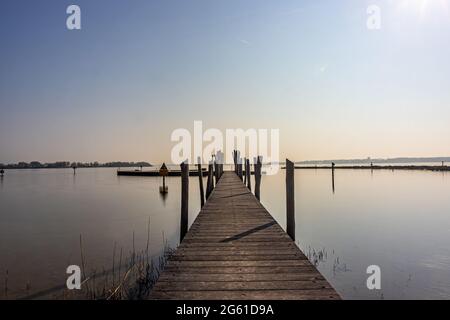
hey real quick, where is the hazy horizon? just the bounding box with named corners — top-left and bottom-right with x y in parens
top-left (2, 155), bottom-right (450, 166)
top-left (2, 0), bottom-right (450, 163)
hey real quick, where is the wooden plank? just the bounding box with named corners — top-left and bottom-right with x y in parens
top-left (153, 280), bottom-right (333, 291)
top-left (150, 290), bottom-right (340, 300)
top-left (158, 273), bottom-right (326, 282)
top-left (149, 171), bottom-right (340, 300)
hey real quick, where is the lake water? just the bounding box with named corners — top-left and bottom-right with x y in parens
top-left (1, 167), bottom-right (450, 299)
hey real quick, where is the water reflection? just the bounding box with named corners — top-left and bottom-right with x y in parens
top-left (0, 168), bottom-right (202, 299)
top-left (331, 169), bottom-right (335, 194)
top-left (159, 191), bottom-right (168, 205)
top-left (260, 169), bottom-right (450, 299)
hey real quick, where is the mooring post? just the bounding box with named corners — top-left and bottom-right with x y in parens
top-left (331, 162), bottom-right (336, 194)
top-left (233, 150), bottom-right (237, 174)
top-left (246, 158), bottom-right (252, 191)
top-left (243, 157), bottom-right (247, 185)
top-left (238, 156), bottom-right (243, 181)
top-left (197, 157), bottom-right (205, 208)
top-left (217, 151), bottom-right (224, 180)
top-left (180, 161), bottom-right (189, 242)
top-left (214, 158), bottom-right (219, 185)
top-left (206, 162), bottom-right (214, 199)
top-left (286, 159), bottom-right (295, 241)
top-left (254, 156), bottom-right (262, 201)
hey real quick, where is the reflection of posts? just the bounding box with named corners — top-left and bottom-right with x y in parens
top-left (286, 159), bottom-right (295, 241)
top-left (159, 163), bottom-right (169, 194)
top-left (331, 162), bottom-right (335, 194)
top-left (180, 161), bottom-right (189, 242)
top-left (332, 169), bottom-right (335, 194)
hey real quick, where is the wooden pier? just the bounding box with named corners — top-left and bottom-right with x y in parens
top-left (150, 171), bottom-right (340, 300)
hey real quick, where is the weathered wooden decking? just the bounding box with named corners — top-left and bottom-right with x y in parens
top-left (150, 172), bottom-right (340, 300)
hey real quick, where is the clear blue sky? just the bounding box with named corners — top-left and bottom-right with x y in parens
top-left (1, 0), bottom-right (450, 163)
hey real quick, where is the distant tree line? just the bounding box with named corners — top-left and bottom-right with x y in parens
top-left (0, 161), bottom-right (152, 169)
top-left (297, 157), bottom-right (450, 165)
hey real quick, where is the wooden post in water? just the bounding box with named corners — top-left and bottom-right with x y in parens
top-left (246, 158), bottom-right (252, 191)
top-left (197, 157), bottom-right (205, 208)
top-left (206, 162), bottom-right (214, 199)
top-left (217, 151), bottom-right (224, 180)
top-left (180, 161), bottom-right (189, 242)
top-left (238, 155), bottom-right (243, 181)
top-left (254, 156), bottom-right (262, 201)
top-left (331, 162), bottom-right (335, 194)
top-left (214, 157), bottom-right (219, 185)
top-left (286, 159), bottom-right (295, 241)
top-left (243, 157), bottom-right (247, 185)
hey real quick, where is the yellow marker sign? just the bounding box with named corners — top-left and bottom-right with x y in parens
top-left (159, 163), bottom-right (169, 176)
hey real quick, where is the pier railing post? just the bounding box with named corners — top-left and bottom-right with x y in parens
top-left (243, 157), bottom-right (247, 185)
top-left (206, 162), bottom-right (214, 199)
top-left (214, 160), bottom-right (219, 185)
top-left (286, 159), bottom-right (295, 241)
top-left (254, 156), bottom-right (262, 201)
top-left (246, 158), bottom-right (252, 191)
top-left (180, 161), bottom-right (189, 242)
top-left (197, 157), bottom-right (205, 208)
top-left (238, 157), bottom-right (243, 181)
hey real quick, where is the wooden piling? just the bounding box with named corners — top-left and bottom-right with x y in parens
top-left (197, 158), bottom-right (205, 208)
top-left (180, 161), bottom-right (189, 242)
top-left (246, 158), bottom-right (252, 191)
top-left (243, 157), bottom-right (247, 185)
top-left (214, 161), bottom-right (219, 185)
top-left (238, 158), bottom-right (243, 181)
top-left (286, 159), bottom-right (295, 241)
top-left (254, 156), bottom-right (262, 201)
top-left (206, 163), bottom-right (213, 199)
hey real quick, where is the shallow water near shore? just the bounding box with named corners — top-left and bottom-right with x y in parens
top-left (1, 167), bottom-right (450, 299)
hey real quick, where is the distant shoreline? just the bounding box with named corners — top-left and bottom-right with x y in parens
top-left (296, 157), bottom-right (450, 165)
top-left (285, 165), bottom-right (450, 172)
top-left (0, 162), bottom-right (152, 170)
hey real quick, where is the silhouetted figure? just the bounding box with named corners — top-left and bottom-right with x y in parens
top-left (72, 164), bottom-right (77, 175)
top-left (0, 169), bottom-right (4, 177)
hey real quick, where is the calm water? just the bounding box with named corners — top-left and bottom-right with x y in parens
top-left (1, 167), bottom-right (450, 299)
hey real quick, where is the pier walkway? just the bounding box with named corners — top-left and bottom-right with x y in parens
top-left (150, 172), bottom-right (340, 300)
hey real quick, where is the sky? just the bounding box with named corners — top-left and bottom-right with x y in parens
top-left (1, 0), bottom-right (450, 164)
